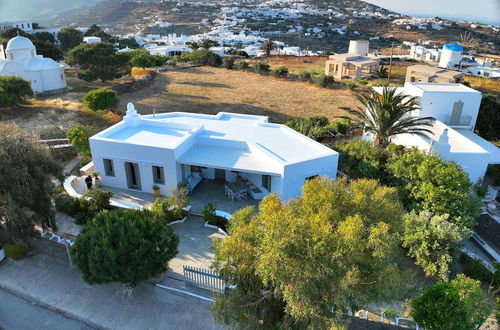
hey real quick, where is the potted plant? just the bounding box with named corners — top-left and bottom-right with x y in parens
top-left (153, 185), bottom-right (161, 197)
top-left (92, 172), bottom-right (102, 188)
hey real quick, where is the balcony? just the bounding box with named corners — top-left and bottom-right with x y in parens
top-left (444, 115), bottom-right (472, 127)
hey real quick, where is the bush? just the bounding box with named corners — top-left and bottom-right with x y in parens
top-left (0, 76), bottom-right (34, 106)
top-left (487, 164), bottom-right (500, 186)
top-left (222, 57), bottom-right (235, 69)
top-left (316, 73), bottom-right (334, 87)
top-left (285, 116), bottom-right (334, 141)
top-left (459, 253), bottom-right (493, 282)
top-left (4, 244), bottom-right (27, 260)
top-left (71, 209), bottom-right (179, 285)
top-left (83, 189), bottom-right (113, 215)
top-left (150, 185), bottom-right (189, 223)
top-left (180, 49), bottom-right (222, 66)
top-left (357, 79), bottom-right (369, 86)
top-left (201, 203), bottom-right (217, 223)
top-left (272, 66), bottom-right (289, 78)
top-left (238, 61), bottom-right (249, 70)
top-left (331, 118), bottom-right (351, 135)
top-left (130, 53), bottom-right (168, 68)
top-left (83, 89), bottom-right (117, 111)
top-left (66, 125), bottom-right (99, 156)
top-left (253, 62), bottom-right (270, 74)
top-left (208, 216), bottom-right (228, 232)
top-left (334, 139), bottom-right (384, 180)
top-left (298, 70), bottom-right (312, 82)
top-left (79, 155), bottom-right (93, 167)
top-left (346, 81), bottom-right (357, 90)
top-left (55, 192), bottom-right (81, 215)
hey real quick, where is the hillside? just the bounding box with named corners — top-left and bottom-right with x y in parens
top-left (55, 0), bottom-right (498, 54)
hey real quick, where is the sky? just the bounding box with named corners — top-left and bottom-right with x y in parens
top-left (363, 0), bottom-right (500, 26)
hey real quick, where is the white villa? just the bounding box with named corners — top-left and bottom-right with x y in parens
top-left (371, 83), bottom-right (500, 183)
top-left (0, 36), bottom-right (67, 94)
top-left (88, 104), bottom-right (339, 200)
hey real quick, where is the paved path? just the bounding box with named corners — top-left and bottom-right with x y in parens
top-left (0, 253), bottom-right (223, 330)
top-left (0, 288), bottom-right (93, 330)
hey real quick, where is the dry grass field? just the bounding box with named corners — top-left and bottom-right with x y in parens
top-left (245, 56), bottom-right (327, 75)
top-left (117, 66), bottom-right (359, 123)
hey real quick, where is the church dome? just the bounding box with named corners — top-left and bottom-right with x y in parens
top-left (26, 57), bottom-right (61, 71)
top-left (6, 36), bottom-right (35, 50)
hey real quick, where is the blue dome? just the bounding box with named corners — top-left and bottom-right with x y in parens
top-left (443, 43), bottom-right (463, 52)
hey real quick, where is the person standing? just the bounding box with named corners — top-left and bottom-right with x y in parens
top-left (85, 175), bottom-right (93, 190)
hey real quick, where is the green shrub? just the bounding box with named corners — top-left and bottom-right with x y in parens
top-left (180, 49), bottom-right (222, 66)
top-left (75, 211), bottom-right (93, 225)
top-left (71, 209), bottom-right (179, 285)
top-left (346, 81), bottom-right (357, 90)
top-left (201, 203), bottom-right (217, 223)
top-left (79, 155), bottom-right (93, 167)
top-left (285, 116), bottom-right (334, 141)
top-left (4, 244), bottom-right (27, 260)
top-left (357, 79), bottom-right (369, 86)
top-left (0, 76), bottom-right (34, 106)
top-left (334, 139), bottom-right (384, 180)
top-left (487, 164), bottom-right (500, 186)
top-left (272, 66), bottom-right (289, 78)
top-left (331, 118), bottom-right (352, 135)
top-left (222, 57), bottom-right (235, 69)
top-left (316, 73), bottom-right (334, 87)
top-left (55, 192), bottom-right (81, 215)
top-left (130, 53), bottom-right (168, 68)
top-left (253, 62), bottom-right (270, 74)
top-left (83, 189), bottom-right (113, 215)
top-left (83, 89), bottom-right (117, 111)
top-left (459, 253), bottom-right (492, 282)
top-left (238, 61), bottom-right (249, 70)
top-left (66, 125), bottom-right (98, 156)
top-left (150, 185), bottom-right (189, 223)
top-left (298, 70), bottom-right (312, 81)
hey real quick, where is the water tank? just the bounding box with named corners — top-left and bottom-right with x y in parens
top-left (438, 43), bottom-right (463, 68)
top-left (348, 40), bottom-right (369, 56)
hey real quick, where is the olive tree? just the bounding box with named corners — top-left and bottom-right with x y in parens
top-left (0, 123), bottom-right (62, 242)
top-left (212, 178), bottom-right (407, 328)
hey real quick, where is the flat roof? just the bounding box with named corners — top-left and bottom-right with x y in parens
top-left (106, 125), bottom-right (189, 148)
top-left (93, 111), bottom-right (337, 167)
top-left (408, 65), bottom-right (464, 77)
top-left (408, 82), bottom-right (480, 93)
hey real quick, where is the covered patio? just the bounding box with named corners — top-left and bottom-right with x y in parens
top-left (68, 175), bottom-right (259, 215)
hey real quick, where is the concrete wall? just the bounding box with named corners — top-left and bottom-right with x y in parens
top-left (89, 138), bottom-right (177, 196)
top-left (40, 68), bottom-right (66, 92)
top-left (281, 153), bottom-right (338, 200)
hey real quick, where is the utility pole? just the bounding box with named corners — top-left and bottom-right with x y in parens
top-left (387, 42), bottom-right (394, 85)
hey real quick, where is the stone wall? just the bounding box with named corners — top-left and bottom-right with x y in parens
top-left (110, 71), bottom-right (158, 95)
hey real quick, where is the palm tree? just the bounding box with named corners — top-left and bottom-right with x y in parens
top-left (341, 87), bottom-right (435, 147)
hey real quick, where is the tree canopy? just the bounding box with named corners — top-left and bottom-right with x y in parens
top-left (260, 38), bottom-right (276, 57)
top-left (0, 123), bottom-right (62, 242)
top-left (71, 209), bottom-right (179, 285)
top-left (402, 210), bottom-right (470, 281)
top-left (411, 274), bottom-right (490, 330)
top-left (475, 94), bottom-right (500, 141)
top-left (212, 177), bottom-right (407, 328)
top-left (57, 27), bottom-right (84, 51)
top-left (66, 125), bottom-right (99, 155)
top-left (0, 76), bottom-right (33, 106)
top-left (129, 53), bottom-right (168, 68)
top-left (66, 42), bottom-right (130, 82)
top-left (341, 87), bottom-right (435, 147)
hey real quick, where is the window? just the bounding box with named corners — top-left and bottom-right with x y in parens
top-left (152, 166), bottom-right (165, 184)
top-left (305, 175), bottom-right (319, 182)
top-left (103, 159), bottom-right (115, 176)
top-left (262, 175), bottom-right (272, 192)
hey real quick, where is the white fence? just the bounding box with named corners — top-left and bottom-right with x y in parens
top-left (183, 266), bottom-right (226, 293)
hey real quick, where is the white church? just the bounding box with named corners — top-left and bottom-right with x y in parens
top-left (0, 35), bottom-right (67, 94)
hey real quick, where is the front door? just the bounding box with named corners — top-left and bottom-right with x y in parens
top-left (214, 169), bottom-right (225, 181)
top-left (125, 162), bottom-right (141, 190)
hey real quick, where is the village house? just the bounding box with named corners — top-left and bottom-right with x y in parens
top-left (368, 83), bottom-right (500, 183)
top-left (405, 65), bottom-right (464, 84)
top-left (325, 40), bottom-right (380, 80)
top-left (88, 104), bottom-right (339, 200)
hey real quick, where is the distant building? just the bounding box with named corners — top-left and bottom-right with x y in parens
top-left (439, 43), bottom-right (463, 69)
top-left (405, 65), bottom-right (464, 84)
top-left (0, 21), bottom-right (34, 32)
top-left (0, 36), bottom-right (67, 94)
top-left (409, 45), bottom-right (441, 62)
top-left (464, 66), bottom-right (500, 79)
top-left (325, 40), bottom-right (380, 80)
top-left (83, 36), bottom-right (102, 44)
top-left (368, 83), bottom-right (500, 183)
